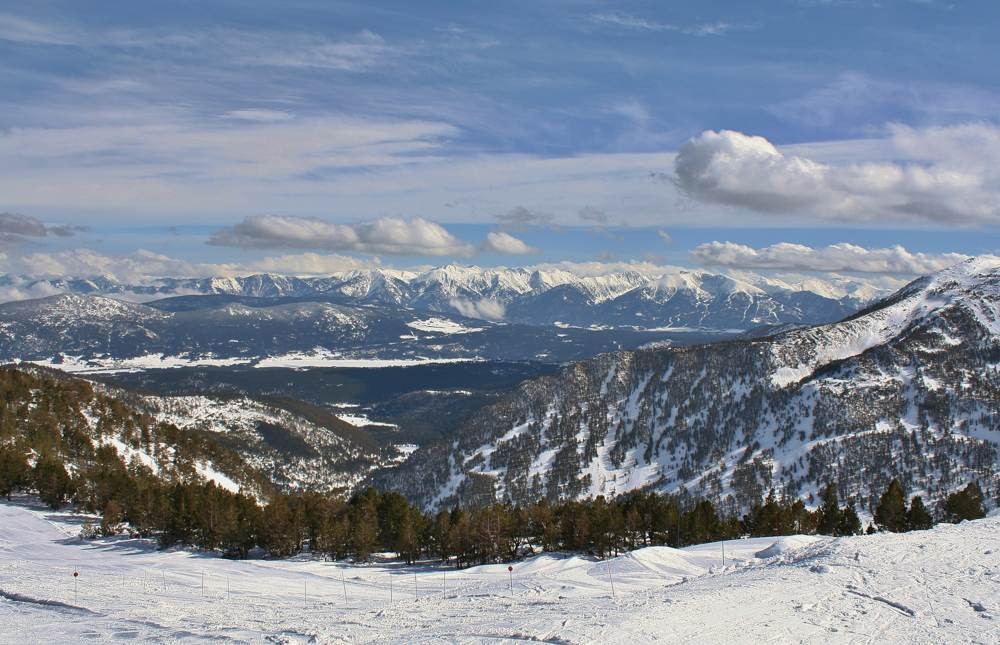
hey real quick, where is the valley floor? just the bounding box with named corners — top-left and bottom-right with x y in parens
top-left (0, 500), bottom-right (997, 644)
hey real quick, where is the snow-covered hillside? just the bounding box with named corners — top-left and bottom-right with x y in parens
top-left (128, 393), bottom-right (398, 493)
top-left (381, 257), bottom-right (1000, 512)
top-left (0, 499), bottom-right (995, 643)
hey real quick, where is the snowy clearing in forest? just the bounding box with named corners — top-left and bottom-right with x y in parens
top-left (405, 318), bottom-right (485, 335)
top-left (254, 350), bottom-right (483, 369)
top-left (0, 500), bottom-right (997, 643)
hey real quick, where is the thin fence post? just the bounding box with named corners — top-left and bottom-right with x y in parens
top-left (227, 575), bottom-right (230, 600)
top-left (414, 572), bottom-right (418, 600)
top-left (721, 539), bottom-right (726, 567)
top-left (442, 570), bottom-right (446, 597)
top-left (304, 578), bottom-right (307, 605)
top-left (608, 561), bottom-right (616, 600)
top-left (389, 573), bottom-right (393, 604)
top-left (201, 570), bottom-right (205, 597)
top-left (341, 569), bottom-right (347, 604)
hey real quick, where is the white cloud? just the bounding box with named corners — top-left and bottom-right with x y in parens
top-left (691, 241), bottom-right (970, 275)
top-left (589, 12), bottom-right (734, 36)
top-left (222, 109), bottom-right (294, 122)
top-left (657, 230), bottom-right (672, 244)
top-left (481, 231), bottom-right (535, 255)
top-left (0, 13), bottom-right (78, 45)
top-left (209, 215), bottom-right (475, 256)
top-left (250, 29), bottom-right (392, 71)
top-left (449, 297), bottom-right (505, 321)
top-left (674, 126), bottom-right (1000, 225)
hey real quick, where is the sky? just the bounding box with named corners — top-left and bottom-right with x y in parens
top-left (2, 0), bottom-right (1000, 282)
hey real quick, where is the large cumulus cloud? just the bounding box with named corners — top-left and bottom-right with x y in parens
top-left (674, 125), bottom-right (1000, 224)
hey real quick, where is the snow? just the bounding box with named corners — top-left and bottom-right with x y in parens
top-left (254, 349), bottom-right (483, 369)
top-left (1, 499), bottom-right (997, 643)
top-left (335, 412), bottom-right (398, 428)
top-left (405, 317), bottom-right (485, 335)
top-left (193, 462), bottom-right (241, 493)
top-left (770, 256), bottom-right (1000, 387)
top-left (21, 354), bottom-right (251, 374)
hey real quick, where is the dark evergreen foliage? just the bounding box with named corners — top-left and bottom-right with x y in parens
top-left (874, 479), bottom-right (908, 532)
top-left (941, 483), bottom-right (986, 523)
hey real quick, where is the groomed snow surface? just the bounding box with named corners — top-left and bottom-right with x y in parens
top-left (1, 501), bottom-right (997, 643)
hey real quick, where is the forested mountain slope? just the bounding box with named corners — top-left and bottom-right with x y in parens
top-left (379, 258), bottom-right (1000, 513)
top-left (0, 367), bottom-right (394, 499)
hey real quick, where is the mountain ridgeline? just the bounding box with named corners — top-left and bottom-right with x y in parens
top-left (377, 258), bottom-right (1000, 514)
top-left (6, 264), bottom-right (878, 328)
top-left (0, 265), bottom-right (886, 369)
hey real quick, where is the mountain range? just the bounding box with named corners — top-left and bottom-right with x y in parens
top-left (376, 257), bottom-right (1000, 512)
top-left (0, 265), bottom-right (890, 369)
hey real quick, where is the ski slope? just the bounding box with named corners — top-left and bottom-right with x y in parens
top-left (0, 500), bottom-right (996, 643)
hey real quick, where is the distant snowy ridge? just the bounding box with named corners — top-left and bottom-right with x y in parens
top-left (0, 263), bottom-right (897, 329)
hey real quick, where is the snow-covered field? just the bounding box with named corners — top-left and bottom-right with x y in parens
top-left (0, 500), bottom-right (996, 643)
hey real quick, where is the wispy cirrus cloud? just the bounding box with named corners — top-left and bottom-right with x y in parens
top-left (589, 12), bottom-right (737, 36)
top-left (692, 241), bottom-right (969, 275)
top-left (495, 206), bottom-right (555, 229)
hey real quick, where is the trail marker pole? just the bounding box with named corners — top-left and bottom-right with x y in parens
top-left (721, 540), bottom-right (726, 567)
top-left (341, 570), bottom-right (347, 603)
top-left (414, 572), bottom-right (418, 600)
top-left (162, 570), bottom-right (166, 592)
top-left (303, 579), bottom-right (307, 605)
top-left (508, 565), bottom-right (513, 595)
top-left (73, 571), bottom-right (78, 604)
top-left (607, 562), bottom-right (616, 601)
top-left (442, 570), bottom-right (446, 597)
top-left (389, 573), bottom-right (393, 603)
top-left (201, 571), bottom-right (205, 597)
top-left (227, 575), bottom-right (231, 600)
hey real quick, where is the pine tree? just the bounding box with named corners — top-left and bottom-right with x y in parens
top-left (351, 499), bottom-right (379, 562)
top-left (33, 454), bottom-right (73, 509)
top-left (835, 504), bottom-right (862, 536)
top-left (941, 483), bottom-right (986, 523)
top-left (0, 446), bottom-right (29, 500)
top-left (100, 499), bottom-right (124, 536)
top-left (905, 496), bottom-right (934, 530)
top-left (874, 479), bottom-right (907, 532)
top-left (816, 483), bottom-right (841, 535)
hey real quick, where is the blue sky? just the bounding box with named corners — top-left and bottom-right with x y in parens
top-left (2, 0), bottom-right (1000, 279)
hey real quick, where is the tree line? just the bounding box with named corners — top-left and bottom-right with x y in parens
top-left (0, 442), bottom-right (988, 565)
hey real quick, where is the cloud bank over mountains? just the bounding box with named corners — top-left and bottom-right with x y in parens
top-left (208, 214), bottom-right (535, 258)
top-left (691, 242), bottom-right (970, 275)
